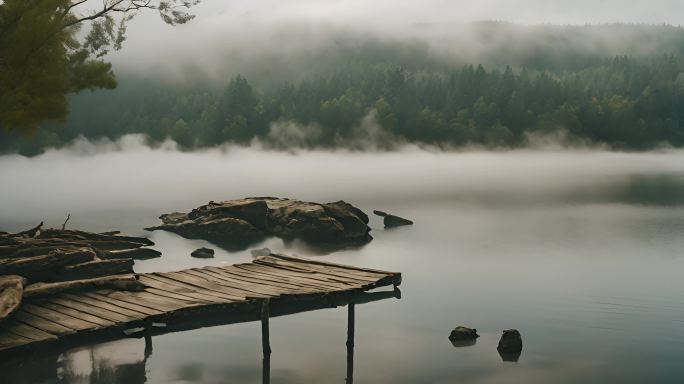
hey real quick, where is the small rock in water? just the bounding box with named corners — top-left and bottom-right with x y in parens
top-left (497, 329), bottom-right (523, 362)
top-left (191, 247), bottom-right (215, 258)
top-left (448, 326), bottom-right (479, 347)
top-left (250, 248), bottom-right (272, 257)
top-left (373, 210), bottom-right (414, 228)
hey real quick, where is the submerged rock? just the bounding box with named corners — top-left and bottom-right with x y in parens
top-left (373, 210), bottom-right (414, 228)
top-left (449, 326), bottom-right (479, 347)
top-left (191, 247), bottom-right (215, 258)
top-left (147, 198), bottom-right (372, 248)
top-left (497, 329), bottom-right (523, 361)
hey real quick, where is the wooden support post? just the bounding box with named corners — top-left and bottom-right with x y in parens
top-left (261, 299), bottom-right (271, 384)
top-left (346, 303), bottom-right (355, 384)
top-left (144, 334), bottom-right (153, 359)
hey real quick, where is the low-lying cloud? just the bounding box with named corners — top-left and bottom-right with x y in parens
top-left (104, 0), bottom-right (684, 83)
top-left (1, 135), bottom-right (683, 232)
top-left (261, 110), bottom-right (405, 151)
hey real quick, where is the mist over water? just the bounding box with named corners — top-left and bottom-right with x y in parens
top-left (1, 135), bottom-right (683, 232)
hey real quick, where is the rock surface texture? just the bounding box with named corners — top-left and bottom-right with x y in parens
top-left (448, 326), bottom-right (480, 341)
top-left (191, 247), bottom-right (215, 258)
top-left (497, 329), bottom-right (523, 353)
top-left (373, 210), bottom-right (414, 228)
top-left (147, 198), bottom-right (372, 247)
top-left (497, 329), bottom-right (523, 361)
top-left (448, 325), bottom-right (480, 347)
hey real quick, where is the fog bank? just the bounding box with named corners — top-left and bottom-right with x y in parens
top-left (105, 0), bottom-right (684, 83)
top-left (1, 135), bottom-right (683, 231)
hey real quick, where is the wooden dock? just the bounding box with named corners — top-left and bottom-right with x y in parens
top-left (0, 253), bottom-right (401, 358)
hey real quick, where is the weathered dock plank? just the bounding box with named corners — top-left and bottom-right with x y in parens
top-left (81, 291), bottom-right (165, 316)
top-left (0, 254), bottom-right (401, 357)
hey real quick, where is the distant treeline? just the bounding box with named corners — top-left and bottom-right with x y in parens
top-left (4, 31), bottom-right (684, 154)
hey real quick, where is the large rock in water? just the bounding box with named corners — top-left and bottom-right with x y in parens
top-left (449, 326), bottom-right (480, 341)
top-left (146, 198), bottom-right (372, 247)
top-left (448, 326), bottom-right (479, 347)
top-left (497, 329), bottom-right (523, 362)
top-left (497, 329), bottom-right (523, 353)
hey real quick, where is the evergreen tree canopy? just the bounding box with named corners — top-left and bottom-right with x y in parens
top-left (0, 0), bottom-right (200, 132)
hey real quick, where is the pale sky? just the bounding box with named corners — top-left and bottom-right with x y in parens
top-left (157, 0), bottom-right (684, 27)
top-left (103, 0), bottom-right (684, 77)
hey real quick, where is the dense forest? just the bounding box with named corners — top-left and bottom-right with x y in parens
top-left (3, 23), bottom-right (684, 155)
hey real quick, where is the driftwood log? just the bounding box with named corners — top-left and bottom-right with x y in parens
top-left (0, 275), bottom-right (25, 323)
top-left (99, 248), bottom-right (162, 260)
top-left (10, 222), bottom-right (43, 239)
top-left (0, 248), bottom-right (95, 281)
top-left (0, 226), bottom-right (157, 260)
top-left (57, 259), bottom-right (134, 281)
top-left (0, 223), bottom-right (160, 323)
top-left (23, 274), bottom-right (143, 299)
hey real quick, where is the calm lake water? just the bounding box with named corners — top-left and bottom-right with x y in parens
top-left (1, 141), bottom-right (684, 383)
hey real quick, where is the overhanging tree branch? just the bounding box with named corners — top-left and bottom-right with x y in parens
top-left (0, 0), bottom-right (201, 132)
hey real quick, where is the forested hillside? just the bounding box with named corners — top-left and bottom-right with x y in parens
top-left (3, 23), bottom-right (684, 155)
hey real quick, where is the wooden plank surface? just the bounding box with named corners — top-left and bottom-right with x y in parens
top-left (48, 298), bottom-right (134, 323)
top-left (137, 275), bottom-right (223, 304)
top-left (179, 269), bottom-right (277, 298)
top-left (236, 264), bottom-right (355, 290)
top-left (253, 261), bottom-right (374, 285)
top-left (256, 257), bottom-right (386, 282)
top-left (205, 266), bottom-right (316, 292)
top-left (0, 255), bottom-right (401, 355)
top-left (3, 321), bottom-right (57, 342)
top-left (145, 274), bottom-right (241, 302)
top-left (10, 310), bottom-right (75, 335)
top-left (63, 293), bottom-right (150, 319)
top-left (233, 264), bottom-right (342, 290)
top-left (21, 304), bottom-right (102, 331)
top-left (185, 269), bottom-right (292, 297)
top-left (0, 330), bottom-right (32, 349)
top-left (38, 300), bottom-right (116, 327)
top-left (81, 291), bottom-right (164, 316)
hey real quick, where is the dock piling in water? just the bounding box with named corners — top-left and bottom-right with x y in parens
top-left (262, 298), bottom-right (271, 384)
top-left (346, 303), bottom-right (355, 384)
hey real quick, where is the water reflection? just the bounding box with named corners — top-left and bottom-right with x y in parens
top-left (262, 300), bottom-right (271, 384)
top-left (3, 338), bottom-right (151, 384)
top-left (498, 350), bottom-right (522, 363)
top-left (345, 303), bottom-right (355, 384)
top-left (207, 236), bottom-right (371, 255)
top-left (3, 290), bottom-right (397, 384)
top-left (450, 338), bottom-right (478, 348)
top-left (619, 173), bottom-right (684, 206)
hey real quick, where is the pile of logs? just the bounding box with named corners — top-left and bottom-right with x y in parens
top-left (0, 222), bottom-right (161, 323)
